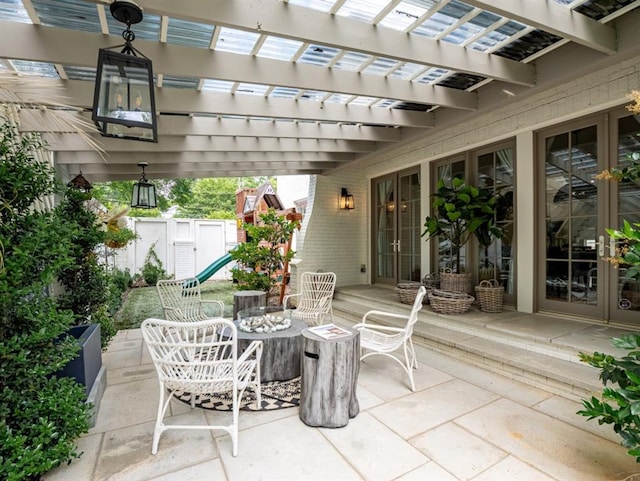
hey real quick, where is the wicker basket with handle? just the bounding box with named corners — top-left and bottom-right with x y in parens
top-left (395, 282), bottom-right (422, 305)
top-left (428, 289), bottom-right (474, 314)
top-left (475, 279), bottom-right (504, 313)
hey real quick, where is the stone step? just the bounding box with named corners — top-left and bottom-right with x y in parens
top-left (332, 290), bottom-right (603, 401)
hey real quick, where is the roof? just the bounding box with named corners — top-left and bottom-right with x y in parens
top-left (0, 0), bottom-right (637, 181)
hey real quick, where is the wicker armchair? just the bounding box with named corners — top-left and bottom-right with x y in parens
top-left (283, 271), bottom-right (336, 326)
top-left (156, 277), bottom-right (224, 322)
top-left (353, 286), bottom-right (426, 392)
top-left (141, 318), bottom-right (263, 456)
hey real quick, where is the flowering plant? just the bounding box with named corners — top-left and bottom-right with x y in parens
top-left (99, 207), bottom-right (138, 249)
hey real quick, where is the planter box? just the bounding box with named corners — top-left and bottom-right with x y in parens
top-left (58, 324), bottom-right (102, 398)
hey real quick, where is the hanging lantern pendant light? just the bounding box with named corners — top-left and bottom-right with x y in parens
top-left (131, 162), bottom-right (157, 209)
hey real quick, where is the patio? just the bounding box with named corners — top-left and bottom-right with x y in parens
top-left (44, 308), bottom-right (640, 481)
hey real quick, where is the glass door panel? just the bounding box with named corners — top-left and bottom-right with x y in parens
top-left (372, 168), bottom-right (421, 284)
top-left (540, 123), bottom-right (602, 316)
top-left (373, 175), bottom-right (396, 284)
top-left (612, 115), bottom-right (640, 319)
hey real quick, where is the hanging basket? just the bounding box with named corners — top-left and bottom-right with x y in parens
top-left (428, 289), bottom-right (475, 314)
top-left (440, 269), bottom-right (472, 294)
top-left (395, 282), bottom-right (422, 305)
top-left (475, 279), bottom-right (504, 313)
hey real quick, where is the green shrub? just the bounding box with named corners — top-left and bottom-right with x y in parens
top-left (0, 119), bottom-right (90, 479)
top-left (578, 334), bottom-right (640, 461)
top-left (141, 242), bottom-right (168, 286)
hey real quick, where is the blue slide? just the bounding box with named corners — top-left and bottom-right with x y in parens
top-left (195, 251), bottom-right (234, 284)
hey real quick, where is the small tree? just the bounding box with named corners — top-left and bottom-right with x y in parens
top-left (230, 209), bottom-right (299, 301)
top-left (422, 177), bottom-right (502, 273)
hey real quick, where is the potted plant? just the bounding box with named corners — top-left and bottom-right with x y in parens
top-left (230, 209), bottom-right (300, 305)
top-left (422, 176), bottom-right (502, 294)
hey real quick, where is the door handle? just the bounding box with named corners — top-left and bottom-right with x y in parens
top-left (598, 235), bottom-right (604, 257)
top-left (610, 236), bottom-right (616, 257)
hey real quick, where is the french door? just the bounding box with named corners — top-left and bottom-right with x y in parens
top-left (372, 168), bottom-right (421, 285)
top-left (537, 111), bottom-right (640, 324)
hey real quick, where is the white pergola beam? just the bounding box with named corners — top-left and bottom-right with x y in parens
top-left (55, 151), bottom-right (353, 165)
top-left (464, 0), bottom-right (617, 55)
top-left (0, 22), bottom-right (476, 110)
top-left (43, 133), bottom-right (377, 153)
top-left (20, 110), bottom-right (403, 141)
top-left (60, 80), bottom-right (435, 128)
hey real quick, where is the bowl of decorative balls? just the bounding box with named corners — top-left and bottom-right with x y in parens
top-left (237, 306), bottom-right (292, 333)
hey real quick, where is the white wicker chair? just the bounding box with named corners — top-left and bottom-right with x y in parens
top-left (156, 277), bottom-right (224, 322)
top-left (353, 286), bottom-right (426, 392)
top-left (141, 318), bottom-right (262, 457)
top-left (283, 271), bottom-right (336, 326)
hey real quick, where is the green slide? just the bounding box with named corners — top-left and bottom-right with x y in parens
top-left (195, 251), bottom-right (234, 284)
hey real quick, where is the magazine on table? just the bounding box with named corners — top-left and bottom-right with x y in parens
top-left (308, 323), bottom-right (352, 340)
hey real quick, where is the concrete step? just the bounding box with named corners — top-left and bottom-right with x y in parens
top-left (332, 288), bottom-right (605, 402)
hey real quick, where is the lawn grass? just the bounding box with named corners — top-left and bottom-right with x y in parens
top-left (114, 280), bottom-right (237, 330)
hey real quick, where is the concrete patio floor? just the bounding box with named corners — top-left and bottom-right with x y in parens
top-left (44, 315), bottom-right (640, 481)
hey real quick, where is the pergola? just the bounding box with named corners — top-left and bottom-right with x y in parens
top-left (0, 0), bottom-right (635, 181)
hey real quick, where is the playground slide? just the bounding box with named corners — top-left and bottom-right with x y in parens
top-left (195, 251), bottom-right (233, 284)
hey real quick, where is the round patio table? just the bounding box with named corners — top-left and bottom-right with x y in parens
top-left (236, 308), bottom-right (307, 383)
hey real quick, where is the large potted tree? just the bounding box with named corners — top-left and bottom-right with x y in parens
top-left (230, 209), bottom-right (300, 311)
top-left (422, 176), bottom-right (502, 304)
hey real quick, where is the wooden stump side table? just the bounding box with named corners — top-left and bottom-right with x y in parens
top-left (299, 327), bottom-right (360, 428)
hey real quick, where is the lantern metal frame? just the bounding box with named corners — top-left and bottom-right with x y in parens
top-left (131, 162), bottom-right (157, 209)
top-left (92, 0), bottom-right (157, 143)
top-left (340, 188), bottom-right (355, 210)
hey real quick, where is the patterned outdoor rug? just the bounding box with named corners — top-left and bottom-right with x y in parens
top-left (175, 377), bottom-right (300, 411)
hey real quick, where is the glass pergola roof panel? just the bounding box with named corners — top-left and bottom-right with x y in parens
top-left (575, 0), bottom-right (638, 20)
top-left (375, 98), bottom-right (398, 108)
top-left (389, 62), bottom-right (426, 80)
top-left (348, 96), bottom-right (377, 106)
top-left (361, 57), bottom-right (401, 76)
top-left (65, 65), bottom-right (96, 81)
top-left (215, 27), bottom-right (260, 55)
top-left (11, 60), bottom-right (58, 77)
top-left (378, 1), bottom-right (436, 31)
top-left (495, 29), bottom-right (562, 61)
top-left (325, 93), bottom-right (354, 104)
top-left (270, 87), bottom-right (301, 99)
top-left (470, 19), bottom-right (527, 52)
top-left (201, 79), bottom-right (234, 93)
top-left (333, 51), bottom-right (372, 71)
top-left (299, 90), bottom-right (329, 101)
top-left (297, 44), bottom-right (340, 67)
top-left (236, 83), bottom-right (270, 96)
top-left (257, 36), bottom-right (304, 61)
top-left (336, 0), bottom-right (389, 23)
top-left (0, 0), bottom-right (32, 23)
top-left (287, 0), bottom-right (335, 13)
top-left (437, 72), bottom-right (485, 90)
top-left (414, 67), bottom-right (449, 84)
top-left (33, 0), bottom-right (101, 33)
top-left (166, 18), bottom-right (214, 49)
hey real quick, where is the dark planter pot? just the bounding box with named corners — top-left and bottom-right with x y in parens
top-left (58, 323), bottom-right (103, 398)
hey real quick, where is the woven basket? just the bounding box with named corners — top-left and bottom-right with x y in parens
top-left (475, 279), bottom-right (504, 313)
top-left (429, 289), bottom-right (475, 314)
top-left (439, 269), bottom-right (472, 294)
top-left (395, 282), bottom-right (422, 305)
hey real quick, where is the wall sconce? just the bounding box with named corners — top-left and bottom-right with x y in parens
top-left (92, 0), bottom-right (157, 142)
top-left (131, 162), bottom-right (157, 209)
top-left (339, 188), bottom-right (355, 210)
